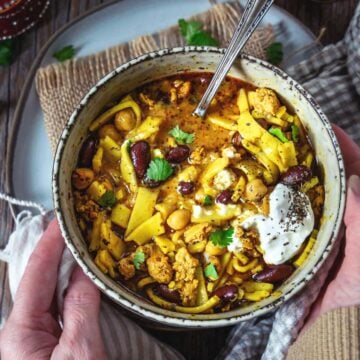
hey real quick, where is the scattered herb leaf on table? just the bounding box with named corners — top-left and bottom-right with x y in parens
top-left (178, 19), bottom-right (218, 46)
top-left (53, 45), bottom-right (76, 62)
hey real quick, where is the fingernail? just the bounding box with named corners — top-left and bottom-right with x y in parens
top-left (349, 175), bottom-right (360, 197)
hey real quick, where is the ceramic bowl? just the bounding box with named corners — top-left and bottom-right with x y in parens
top-left (53, 47), bottom-right (346, 328)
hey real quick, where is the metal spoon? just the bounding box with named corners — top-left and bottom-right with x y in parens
top-left (193, 0), bottom-right (274, 118)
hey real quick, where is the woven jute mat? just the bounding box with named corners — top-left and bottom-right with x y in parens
top-left (36, 1), bottom-right (274, 153)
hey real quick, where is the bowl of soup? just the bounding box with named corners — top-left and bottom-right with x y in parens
top-left (53, 47), bottom-right (346, 328)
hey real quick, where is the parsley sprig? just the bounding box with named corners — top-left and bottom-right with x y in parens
top-left (53, 45), bottom-right (76, 62)
top-left (204, 263), bottom-right (219, 280)
top-left (266, 42), bottom-right (283, 66)
top-left (97, 191), bottom-right (117, 208)
top-left (133, 250), bottom-right (145, 270)
top-left (291, 124), bottom-right (300, 143)
top-left (169, 125), bottom-right (195, 144)
top-left (203, 195), bottom-right (213, 206)
top-left (210, 227), bottom-right (234, 248)
top-left (0, 40), bottom-right (13, 66)
top-left (146, 158), bottom-right (173, 181)
top-left (178, 19), bottom-right (218, 46)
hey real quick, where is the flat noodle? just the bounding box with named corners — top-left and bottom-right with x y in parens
top-left (71, 73), bottom-right (323, 314)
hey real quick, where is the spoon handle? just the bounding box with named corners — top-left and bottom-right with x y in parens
top-left (193, 0), bottom-right (274, 118)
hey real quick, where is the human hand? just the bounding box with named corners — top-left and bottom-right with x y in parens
top-left (305, 125), bottom-right (360, 328)
top-left (0, 219), bottom-right (106, 359)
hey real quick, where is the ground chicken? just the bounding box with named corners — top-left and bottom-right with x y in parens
top-left (139, 92), bottom-right (155, 107)
top-left (173, 247), bottom-right (199, 306)
top-left (213, 169), bottom-right (236, 191)
top-left (189, 146), bottom-right (206, 165)
top-left (184, 223), bottom-right (212, 244)
top-left (147, 250), bottom-right (173, 284)
top-left (177, 81), bottom-right (191, 99)
top-left (252, 88), bottom-right (280, 116)
top-left (232, 220), bottom-right (257, 252)
top-left (138, 243), bottom-right (154, 259)
top-left (73, 192), bottom-right (99, 221)
top-left (221, 145), bottom-right (241, 161)
top-left (118, 256), bottom-right (135, 280)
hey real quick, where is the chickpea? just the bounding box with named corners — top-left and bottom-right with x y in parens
top-left (98, 124), bottom-right (121, 141)
top-left (72, 168), bottom-right (94, 190)
top-left (114, 108), bottom-right (137, 131)
top-left (167, 209), bottom-right (191, 230)
top-left (205, 241), bottom-right (227, 256)
top-left (245, 178), bottom-right (268, 201)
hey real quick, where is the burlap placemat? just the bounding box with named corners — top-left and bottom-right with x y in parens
top-left (36, 1), bottom-right (274, 153)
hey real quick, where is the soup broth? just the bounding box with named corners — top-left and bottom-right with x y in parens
top-left (72, 73), bottom-right (324, 313)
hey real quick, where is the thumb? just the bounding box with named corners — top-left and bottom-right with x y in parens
top-left (57, 266), bottom-right (106, 359)
top-left (344, 175), bottom-right (360, 241)
top-left (343, 175), bottom-right (360, 271)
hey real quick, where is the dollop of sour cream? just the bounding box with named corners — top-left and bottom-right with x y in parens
top-left (241, 183), bottom-right (314, 265)
top-left (227, 234), bottom-right (244, 253)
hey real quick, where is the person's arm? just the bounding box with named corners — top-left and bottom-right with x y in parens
top-left (0, 220), bottom-right (106, 359)
top-left (288, 126), bottom-right (360, 359)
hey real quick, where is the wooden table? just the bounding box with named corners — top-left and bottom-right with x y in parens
top-left (0, 0), bottom-right (357, 358)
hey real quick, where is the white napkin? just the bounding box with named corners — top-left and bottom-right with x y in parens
top-left (0, 209), bottom-right (183, 360)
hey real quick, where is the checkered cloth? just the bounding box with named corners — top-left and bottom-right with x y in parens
top-left (1, 4), bottom-right (359, 360)
top-left (217, 3), bottom-right (360, 360)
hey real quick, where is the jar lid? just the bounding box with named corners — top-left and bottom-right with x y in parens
top-left (0, 0), bottom-right (50, 40)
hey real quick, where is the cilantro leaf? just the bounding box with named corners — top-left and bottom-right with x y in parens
top-left (97, 191), bottom-right (117, 208)
top-left (266, 42), bottom-right (283, 66)
top-left (210, 227), bottom-right (234, 248)
top-left (268, 127), bottom-right (289, 143)
top-left (126, 139), bottom-right (132, 152)
top-left (133, 250), bottom-right (145, 270)
top-left (188, 32), bottom-right (218, 46)
top-left (203, 195), bottom-right (213, 206)
top-left (179, 19), bottom-right (202, 43)
top-left (204, 263), bottom-right (219, 280)
top-left (178, 18), bottom-right (219, 47)
top-left (146, 158), bottom-right (173, 181)
top-left (169, 125), bottom-right (195, 144)
top-left (291, 124), bottom-right (300, 143)
top-left (53, 45), bottom-right (76, 62)
top-left (0, 40), bottom-right (13, 66)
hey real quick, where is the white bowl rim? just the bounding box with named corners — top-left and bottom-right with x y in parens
top-left (53, 46), bottom-right (346, 328)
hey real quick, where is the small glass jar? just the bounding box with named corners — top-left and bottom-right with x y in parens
top-left (0, 0), bottom-right (50, 40)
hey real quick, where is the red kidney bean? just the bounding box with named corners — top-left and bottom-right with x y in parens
top-left (216, 190), bottom-right (233, 204)
top-left (143, 177), bottom-right (162, 188)
top-left (165, 145), bottom-right (190, 163)
top-left (112, 224), bottom-right (125, 237)
top-left (157, 284), bottom-right (181, 304)
top-left (281, 165), bottom-right (312, 186)
top-left (256, 118), bottom-right (270, 130)
top-left (130, 141), bottom-right (151, 179)
top-left (231, 131), bottom-right (243, 149)
top-left (252, 264), bottom-right (294, 283)
top-left (178, 181), bottom-right (195, 195)
top-left (78, 135), bottom-right (97, 167)
top-left (213, 285), bottom-right (238, 303)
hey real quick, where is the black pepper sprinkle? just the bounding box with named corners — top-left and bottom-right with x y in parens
top-left (280, 188), bottom-right (309, 233)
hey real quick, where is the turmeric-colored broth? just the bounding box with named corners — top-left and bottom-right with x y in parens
top-left (72, 73), bottom-right (324, 313)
